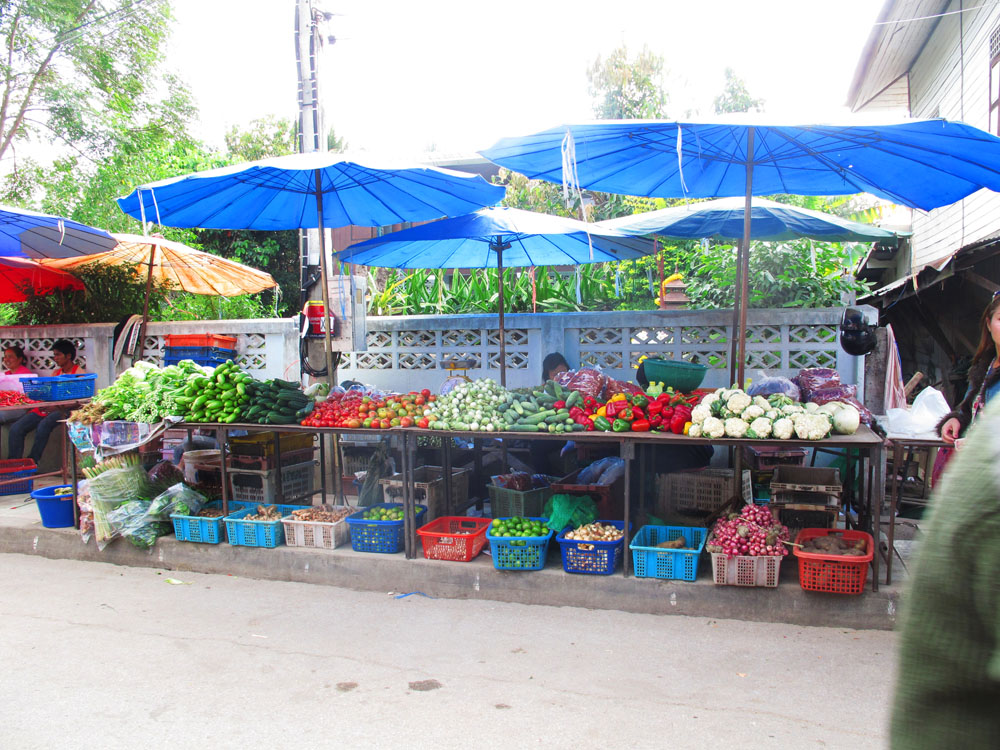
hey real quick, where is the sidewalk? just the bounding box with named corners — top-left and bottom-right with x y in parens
top-left (0, 483), bottom-right (903, 631)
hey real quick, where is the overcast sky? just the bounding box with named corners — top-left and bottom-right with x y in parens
top-left (167, 0), bottom-right (887, 155)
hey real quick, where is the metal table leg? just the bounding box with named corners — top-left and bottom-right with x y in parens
top-left (220, 426), bottom-right (229, 516)
top-left (442, 434), bottom-right (453, 516)
top-left (621, 439), bottom-right (634, 577)
top-left (885, 443), bottom-right (903, 586)
top-left (71, 439), bottom-right (79, 529)
top-left (318, 432), bottom-right (327, 504)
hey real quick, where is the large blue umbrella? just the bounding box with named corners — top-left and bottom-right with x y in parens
top-left (481, 118), bottom-right (1000, 383)
top-left (117, 152), bottom-right (506, 378)
top-left (597, 196), bottom-right (897, 242)
top-left (340, 206), bottom-right (656, 384)
top-left (0, 204), bottom-right (116, 259)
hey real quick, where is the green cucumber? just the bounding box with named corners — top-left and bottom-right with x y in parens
top-left (565, 390), bottom-right (582, 408)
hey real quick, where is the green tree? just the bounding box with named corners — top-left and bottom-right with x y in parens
top-left (587, 44), bottom-right (668, 120)
top-left (0, 1), bottom-right (172, 164)
top-left (713, 67), bottom-right (765, 114)
top-left (225, 116), bottom-right (297, 162)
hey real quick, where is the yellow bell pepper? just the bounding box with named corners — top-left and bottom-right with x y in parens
top-left (683, 421), bottom-right (692, 435)
top-left (588, 413), bottom-right (601, 422)
top-left (596, 405), bottom-right (607, 417)
top-left (609, 393), bottom-right (627, 403)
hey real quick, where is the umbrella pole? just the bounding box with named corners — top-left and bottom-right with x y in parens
top-left (314, 169), bottom-right (343, 504)
top-left (734, 127), bottom-right (755, 389)
top-left (497, 242), bottom-right (507, 387)
top-left (136, 243), bottom-right (157, 363)
top-left (313, 170), bottom-right (337, 385)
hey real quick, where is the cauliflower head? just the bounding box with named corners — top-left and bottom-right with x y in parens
top-left (747, 417), bottom-right (772, 438)
top-left (794, 413), bottom-right (832, 440)
top-left (725, 391), bottom-right (752, 414)
top-left (752, 395), bottom-right (771, 411)
top-left (690, 403), bottom-right (712, 424)
top-left (724, 417), bottom-right (749, 438)
top-left (772, 417), bottom-right (795, 440)
top-left (742, 404), bottom-right (765, 421)
top-left (687, 423), bottom-right (702, 438)
top-left (702, 416), bottom-right (725, 439)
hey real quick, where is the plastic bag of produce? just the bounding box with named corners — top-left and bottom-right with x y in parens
top-left (106, 499), bottom-right (173, 550)
top-left (146, 482), bottom-right (207, 520)
top-left (77, 480), bottom-right (93, 545)
top-left (747, 372), bottom-right (801, 401)
top-left (87, 456), bottom-right (151, 550)
top-left (147, 461), bottom-right (185, 495)
top-left (603, 378), bottom-right (644, 399)
top-left (795, 368), bottom-right (841, 401)
top-left (554, 367), bottom-right (607, 402)
top-left (491, 473), bottom-right (533, 491)
top-left (577, 456), bottom-right (624, 485)
top-left (543, 493), bottom-right (598, 533)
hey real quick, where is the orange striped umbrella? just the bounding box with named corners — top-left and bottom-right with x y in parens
top-left (42, 234), bottom-right (277, 296)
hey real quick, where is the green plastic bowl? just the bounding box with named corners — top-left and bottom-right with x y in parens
top-left (640, 358), bottom-right (707, 392)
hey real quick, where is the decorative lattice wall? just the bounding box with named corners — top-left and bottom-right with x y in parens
top-left (0, 335), bottom-right (90, 374)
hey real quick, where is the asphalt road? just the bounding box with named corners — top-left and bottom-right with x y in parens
top-left (1, 554), bottom-right (896, 749)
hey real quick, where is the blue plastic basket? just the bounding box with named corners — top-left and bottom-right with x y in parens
top-left (163, 355), bottom-right (229, 368)
top-left (223, 503), bottom-right (310, 548)
top-left (171, 501), bottom-right (227, 544)
top-left (556, 520), bottom-right (627, 576)
top-left (30, 484), bottom-right (74, 527)
top-left (20, 373), bottom-right (97, 401)
top-left (164, 346), bottom-right (235, 360)
top-left (345, 503), bottom-right (427, 554)
top-left (0, 459), bottom-right (37, 495)
top-left (629, 525), bottom-right (707, 581)
top-left (485, 516), bottom-right (554, 571)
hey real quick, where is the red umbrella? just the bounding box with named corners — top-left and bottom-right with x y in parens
top-left (0, 256), bottom-right (84, 302)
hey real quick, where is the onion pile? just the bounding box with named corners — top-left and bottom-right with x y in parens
top-left (564, 522), bottom-right (623, 542)
top-left (706, 504), bottom-right (789, 557)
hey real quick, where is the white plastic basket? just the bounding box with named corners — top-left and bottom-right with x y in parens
top-left (281, 507), bottom-right (352, 550)
top-left (710, 553), bottom-right (783, 588)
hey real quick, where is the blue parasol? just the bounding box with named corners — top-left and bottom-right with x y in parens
top-left (481, 117), bottom-right (1000, 382)
top-left (340, 206), bottom-right (656, 384)
top-left (0, 204), bottom-right (116, 259)
top-left (117, 152), bottom-right (506, 379)
top-left (597, 196), bottom-right (896, 242)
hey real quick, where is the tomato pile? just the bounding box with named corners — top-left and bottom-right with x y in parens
top-left (300, 389), bottom-right (437, 429)
top-left (0, 390), bottom-right (38, 408)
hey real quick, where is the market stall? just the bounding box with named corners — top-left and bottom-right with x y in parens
top-left (59, 357), bottom-right (885, 593)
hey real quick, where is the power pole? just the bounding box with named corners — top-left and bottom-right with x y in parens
top-left (295, 0), bottom-right (327, 289)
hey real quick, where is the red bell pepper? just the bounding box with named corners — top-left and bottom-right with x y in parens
top-left (606, 399), bottom-right (630, 419)
top-left (569, 406), bottom-right (586, 420)
top-left (553, 400), bottom-right (566, 409)
top-left (649, 413), bottom-right (663, 430)
top-left (669, 404), bottom-right (692, 434)
top-left (630, 418), bottom-right (651, 432)
top-left (647, 399), bottom-right (664, 416)
top-left (583, 396), bottom-right (598, 411)
top-left (619, 406), bottom-right (635, 422)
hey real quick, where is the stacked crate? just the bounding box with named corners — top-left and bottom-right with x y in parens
top-left (769, 466), bottom-right (842, 533)
top-left (163, 334), bottom-right (237, 367)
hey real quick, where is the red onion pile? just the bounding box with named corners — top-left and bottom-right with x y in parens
top-left (706, 504), bottom-right (790, 557)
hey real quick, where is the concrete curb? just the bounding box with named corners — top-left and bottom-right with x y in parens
top-left (0, 516), bottom-right (900, 630)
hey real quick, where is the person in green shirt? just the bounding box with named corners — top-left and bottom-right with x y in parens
top-left (890, 394), bottom-right (1000, 748)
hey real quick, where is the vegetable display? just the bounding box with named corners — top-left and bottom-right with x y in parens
top-left (687, 387), bottom-right (858, 440)
top-left (242, 378), bottom-right (313, 425)
top-left (0, 390), bottom-right (38, 407)
top-left (563, 522), bottom-right (623, 542)
top-left (428, 378), bottom-right (508, 432)
top-left (706, 504), bottom-right (790, 558)
top-left (95, 360), bottom-right (211, 422)
top-left (489, 516), bottom-right (550, 542)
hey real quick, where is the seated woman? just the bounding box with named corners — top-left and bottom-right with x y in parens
top-left (7, 340), bottom-right (86, 465)
top-left (1, 346), bottom-right (36, 426)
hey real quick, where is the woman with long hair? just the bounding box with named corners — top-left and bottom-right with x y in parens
top-left (939, 293), bottom-right (1000, 442)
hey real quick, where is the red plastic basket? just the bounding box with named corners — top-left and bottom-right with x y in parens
top-left (416, 516), bottom-right (490, 562)
top-left (164, 334), bottom-right (237, 349)
top-left (793, 528), bottom-right (873, 595)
